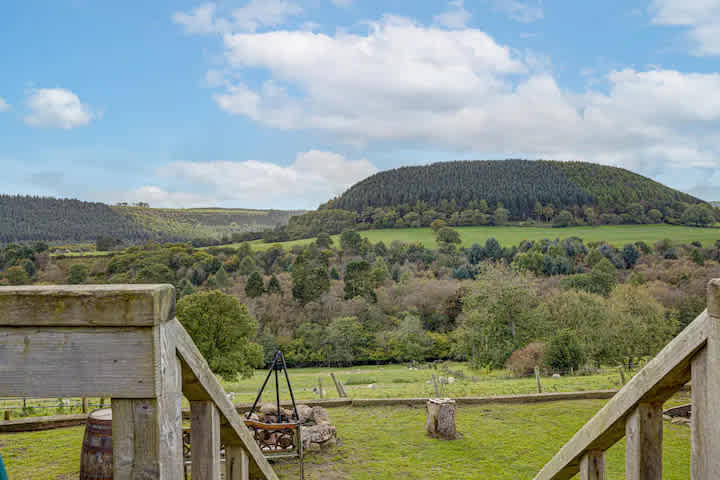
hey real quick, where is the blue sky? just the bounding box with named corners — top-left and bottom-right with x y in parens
top-left (1, 0), bottom-right (719, 209)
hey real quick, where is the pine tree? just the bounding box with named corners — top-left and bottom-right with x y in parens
top-left (245, 272), bottom-right (265, 298)
top-left (266, 274), bottom-right (283, 295)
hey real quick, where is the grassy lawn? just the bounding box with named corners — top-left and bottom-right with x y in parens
top-left (247, 224), bottom-right (720, 251)
top-left (222, 363), bottom-right (625, 404)
top-left (0, 399), bottom-right (691, 479)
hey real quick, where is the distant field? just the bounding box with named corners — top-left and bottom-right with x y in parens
top-left (247, 224), bottom-right (720, 251)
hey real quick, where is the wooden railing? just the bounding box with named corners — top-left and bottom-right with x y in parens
top-left (0, 285), bottom-right (278, 480)
top-left (535, 278), bottom-right (720, 480)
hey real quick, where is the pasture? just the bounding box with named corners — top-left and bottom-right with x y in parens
top-left (250, 224), bottom-right (720, 251)
top-left (0, 399), bottom-right (692, 479)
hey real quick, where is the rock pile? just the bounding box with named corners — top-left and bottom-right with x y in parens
top-left (249, 403), bottom-right (338, 451)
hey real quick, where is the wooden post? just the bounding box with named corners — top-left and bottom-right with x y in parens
top-left (691, 279), bottom-right (720, 480)
top-left (625, 403), bottom-right (663, 480)
top-left (100, 397), bottom-right (105, 408)
top-left (618, 367), bottom-right (626, 385)
top-left (535, 366), bottom-right (542, 394)
top-left (191, 401), bottom-right (222, 480)
top-left (318, 378), bottom-right (324, 399)
top-left (426, 398), bottom-right (457, 440)
top-left (431, 375), bottom-right (440, 397)
top-left (225, 446), bottom-right (250, 480)
top-left (330, 373), bottom-right (346, 398)
top-left (82, 397), bottom-right (89, 413)
top-left (3, 410), bottom-right (9, 421)
top-left (112, 399), bottom-right (162, 479)
top-left (579, 451), bottom-right (605, 480)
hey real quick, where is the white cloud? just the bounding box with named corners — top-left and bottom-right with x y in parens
top-left (202, 15), bottom-right (720, 180)
top-left (24, 88), bottom-right (94, 129)
top-left (137, 150), bottom-right (377, 208)
top-left (173, 0), bottom-right (302, 34)
top-left (435, 0), bottom-right (471, 29)
top-left (492, 0), bottom-right (544, 23)
top-left (651, 0), bottom-right (720, 55)
top-left (0, 97), bottom-right (9, 111)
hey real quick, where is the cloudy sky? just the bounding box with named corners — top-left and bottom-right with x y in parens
top-left (1, 0), bottom-right (719, 209)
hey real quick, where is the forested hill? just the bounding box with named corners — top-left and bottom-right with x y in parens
top-left (262, 160), bottom-right (718, 242)
top-left (326, 160), bottom-right (702, 215)
top-left (0, 195), bottom-right (303, 244)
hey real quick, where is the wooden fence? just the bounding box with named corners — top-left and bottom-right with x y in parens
top-left (0, 284), bottom-right (278, 480)
top-left (535, 278), bottom-right (720, 480)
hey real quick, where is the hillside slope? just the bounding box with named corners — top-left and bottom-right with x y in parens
top-left (0, 195), bottom-right (303, 244)
top-left (326, 160), bottom-right (703, 217)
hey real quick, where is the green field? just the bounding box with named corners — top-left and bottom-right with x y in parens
top-left (222, 363), bottom-right (624, 404)
top-left (247, 224), bottom-right (720, 251)
top-left (0, 399), bottom-right (691, 479)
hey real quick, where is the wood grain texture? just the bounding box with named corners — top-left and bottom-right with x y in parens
top-left (191, 401), bottom-right (222, 480)
top-left (225, 446), bottom-right (250, 480)
top-left (709, 279), bottom-right (720, 318)
top-left (534, 310), bottom-right (710, 480)
top-left (168, 318), bottom-right (279, 480)
top-left (625, 403), bottom-right (663, 480)
top-left (691, 316), bottom-right (720, 480)
top-left (0, 327), bottom-right (156, 397)
top-left (0, 284), bottom-right (175, 327)
top-left (156, 321), bottom-right (184, 479)
top-left (112, 399), bottom-right (161, 480)
top-left (579, 451), bottom-right (605, 480)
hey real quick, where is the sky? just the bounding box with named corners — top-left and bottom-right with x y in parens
top-left (1, 0), bottom-right (720, 209)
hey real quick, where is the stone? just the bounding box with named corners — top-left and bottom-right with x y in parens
top-left (296, 404), bottom-right (314, 424)
top-left (552, 373), bottom-right (561, 378)
top-left (259, 402), bottom-right (292, 419)
top-left (311, 406), bottom-right (330, 424)
top-left (302, 422), bottom-right (337, 449)
top-left (367, 384), bottom-right (376, 389)
top-left (447, 377), bottom-right (455, 384)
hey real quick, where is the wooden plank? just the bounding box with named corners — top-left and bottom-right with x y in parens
top-left (691, 312), bottom-right (720, 479)
top-left (579, 451), bottom-right (605, 480)
top-left (0, 284), bottom-right (175, 327)
top-left (191, 401), bottom-right (221, 480)
top-left (0, 327), bottom-right (156, 398)
top-left (167, 318), bottom-right (279, 480)
top-left (112, 399), bottom-right (161, 480)
top-left (534, 310), bottom-right (711, 480)
top-left (225, 446), bottom-right (250, 480)
top-left (0, 413), bottom-right (88, 433)
top-left (709, 279), bottom-right (720, 319)
top-left (155, 321), bottom-right (184, 479)
top-left (625, 403), bottom-right (663, 480)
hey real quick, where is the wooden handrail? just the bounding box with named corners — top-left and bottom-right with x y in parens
top-left (0, 285), bottom-right (278, 480)
top-left (535, 278), bottom-right (720, 480)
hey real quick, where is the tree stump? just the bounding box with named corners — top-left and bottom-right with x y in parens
top-left (426, 398), bottom-right (457, 440)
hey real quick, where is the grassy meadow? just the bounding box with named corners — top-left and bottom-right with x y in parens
top-left (248, 224), bottom-right (720, 251)
top-left (222, 363), bottom-right (625, 404)
top-left (0, 398), bottom-right (692, 480)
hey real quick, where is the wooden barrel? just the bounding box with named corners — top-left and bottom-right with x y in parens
top-left (80, 408), bottom-right (113, 480)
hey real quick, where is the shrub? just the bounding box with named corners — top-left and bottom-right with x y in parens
top-left (545, 330), bottom-right (584, 372)
top-left (67, 264), bottom-right (89, 284)
top-left (5, 266), bottom-right (30, 285)
top-left (505, 342), bottom-right (546, 377)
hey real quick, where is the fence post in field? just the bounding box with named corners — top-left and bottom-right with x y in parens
top-left (330, 373), bottom-right (347, 398)
top-left (3, 410), bottom-right (9, 421)
top-left (318, 378), bottom-right (324, 399)
top-left (431, 375), bottom-right (441, 397)
top-left (535, 366), bottom-right (542, 394)
top-left (618, 367), bottom-right (626, 385)
top-left (82, 397), bottom-right (89, 413)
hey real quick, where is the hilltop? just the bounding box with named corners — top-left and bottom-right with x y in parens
top-left (264, 160), bottom-right (717, 241)
top-left (0, 195), bottom-right (303, 244)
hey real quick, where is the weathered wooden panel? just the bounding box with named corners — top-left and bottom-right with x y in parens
top-left (709, 279), bottom-right (720, 319)
top-left (0, 327), bottom-right (155, 397)
top-left (0, 284), bottom-right (174, 327)
top-left (225, 446), bottom-right (250, 480)
top-left (191, 401), bottom-right (222, 480)
top-left (579, 451), bottom-right (605, 480)
top-left (112, 399), bottom-right (161, 480)
top-left (155, 321), bottom-right (184, 478)
top-left (625, 403), bottom-right (663, 480)
top-left (692, 317), bottom-right (720, 479)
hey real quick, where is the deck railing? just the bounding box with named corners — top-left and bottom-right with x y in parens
top-left (535, 278), bottom-right (720, 480)
top-left (0, 284), bottom-right (278, 480)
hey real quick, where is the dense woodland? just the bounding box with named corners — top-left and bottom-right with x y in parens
top-left (0, 195), bottom-right (302, 244)
top-left (261, 160), bottom-right (719, 242)
top-left (3, 226), bottom-right (720, 377)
